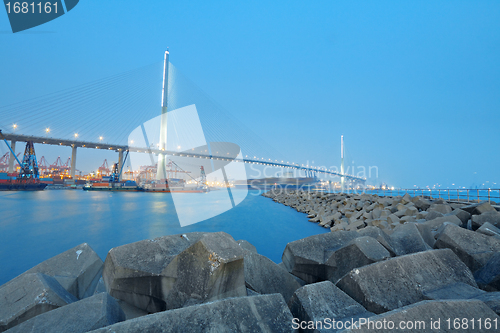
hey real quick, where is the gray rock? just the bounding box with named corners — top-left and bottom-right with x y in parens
top-left (423, 282), bottom-right (485, 300)
top-left (434, 224), bottom-right (500, 272)
top-left (4, 293), bottom-right (125, 333)
top-left (462, 202), bottom-right (497, 215)
top-left (114, 299), bottom-right (148, 320)
top-left (341, 300), bottom-right (499, 333)
top-left (24, 243), bottom-right (103, 299)
top-left (336, 249), bottom-right (477, 314)
top-left (244, 251), bottom-right (301, 302)
top-left (0, 273), bottom-right (77, 332)
top-left (413, 223), bottom-right (436, 248)
top-left (445, 208), bottom-right (471, 226)
top-left (103, 232), bottom-right (207, 313)
top-left (88, 294), bottom-right (295, 333)
top-left (325, 237), bottom-right (391, 284)
top-left (288, 281), bottom-right (373, 333)
top-left (474, 292), bottom-right (500, 316)
top-left (477, 222), bottom-right (500, 237)
top-left (161, 232), bottom-right (247, 310)
top-left (236, 239), bottom-right (258, 253)
top-left (471, 211), bottom-right (500, 229)
top-left (474, 252), bottom-right (500, 291)
top-left (389, 223), bottom-right (432, 256)
top-left (282, 231), bottom-right (358, 283)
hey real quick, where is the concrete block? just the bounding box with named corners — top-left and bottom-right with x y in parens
top-left (24, 243), bottom-right (103, 299)
top-left (462, 202), bottom-right (497, 215)
top-left (435, 224), bottom-right (500, 272)
top-left (356, 226), bottom-right (397, 256)
top-left (477, 222), bottom-right (500, 237)
top-left (282, 231), bottom-right (358, 283)
top-left (389, 223), bottom-right (432, 256)
top-left (103, 232), bottom-right (207, 313)
top-left (429, 204), bottom-right (453, 215)
top-left (0, 273), bottom-right (77, 332)
top-left (325, 237), bottom-right (391, 284)
top-left (288, 281), bottom-right (373, 332)
top-left (474, 252), bottom-right (500, 292)
top-left (412, 197), bottom-right (431, 211)
top-left (5, 292), bottom-right (125, 333)
top-left (244, 251), bottom-right (301, 302)
top-left (161, 232), bottom-right (246, 310)
top-left (88, 294), bottom-right (295, 333)
top-left (425, 210), bottom-right (444, 221)
top-left (336, 249), bottom-right (477, 314)
top-left (471, 211), bottom-right (500, 230)
top-left (445, 208), bottom-right (471, 225)
top-left (424, 215), bottom-right (462, 232)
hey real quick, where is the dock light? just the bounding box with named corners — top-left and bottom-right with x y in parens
top-left (45, 127), bottom-right (50, 133)
top-left (74, 133), bottom-right (78, 138)
top-left (99, 136), bottom-right (103, 141)
top-left (13, 124), bottom-right (17, 129)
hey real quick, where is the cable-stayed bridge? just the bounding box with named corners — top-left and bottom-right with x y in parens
top-left (0, 52), bottom-right (366, 186)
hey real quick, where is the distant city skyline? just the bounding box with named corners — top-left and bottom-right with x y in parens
top-left (1, 0), bottom-right (499, 189)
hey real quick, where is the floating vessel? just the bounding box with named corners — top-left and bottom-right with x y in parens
top-left (0, 129), bottom-right (47, 191)
top-left (83, 151), bottom-right (143, 192)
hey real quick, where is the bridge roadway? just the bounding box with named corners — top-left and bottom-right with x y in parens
top-left (2, 133), bottom-right (365, 183)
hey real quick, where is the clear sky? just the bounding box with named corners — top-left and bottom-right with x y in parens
top-left (0, 0), bottom-right (499, 189)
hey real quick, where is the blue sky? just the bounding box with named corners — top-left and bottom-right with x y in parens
top-left (0, 0), bottom-right (499, 188)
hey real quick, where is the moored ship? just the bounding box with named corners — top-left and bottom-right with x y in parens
top-left (0, 129), bottom-right (47, 191)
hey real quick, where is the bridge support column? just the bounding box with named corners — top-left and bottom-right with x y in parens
top-left (118, 150), bottom-right (124, 181)
top-left (8, 140), bottom-right (16, 173)
top-left (70, 145), bottom-right (77, 179)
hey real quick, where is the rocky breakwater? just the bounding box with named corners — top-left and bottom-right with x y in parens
top-left (1, 194), bottom-right (500, 332)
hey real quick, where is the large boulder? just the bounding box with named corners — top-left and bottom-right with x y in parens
top-left (0, 273), bottom-right (77, 332)
top-left (471, 211), bottom-right (500, 230)
top-left (325, 237), bottom-right (391, 284)
top-left (412, 197), bottom-right (431, 211)
top-left (389, 223), bottom-right (431, 255)
top-left (161, 232), bottom-right (247, 310)
top-left (244, 251), bottom-right (301, 302)
top-left (341, 300), bottom-right (499, 333)
top-left (88, 294), bottom-right (295, 333)
top-left (434, 224), bottom-right (500, 272)
top-left (24, 243), bottom-right (103, 299)
top-left (4, 292), bottom-right (125, 333)
top-left (474, 252), bottom-right (500, 291)
top-left (288, 281), bottom-right (373, 333)
top-left (282, 231), bottom-right (358, 283)
top-left (102, 232), bottom-right (206, 312)
top-left (336, 249), bottom-right (477, 314)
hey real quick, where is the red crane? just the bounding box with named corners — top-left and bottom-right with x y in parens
top-left (98, 159), bottom-right (110, 176)
top-left (61, 157), bottom-right (71, 173)
top-left (50, 156), bottom-right (64, 174)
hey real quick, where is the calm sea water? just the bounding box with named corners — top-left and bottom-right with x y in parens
top-left (0, 189), bottom-right (327, 286)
